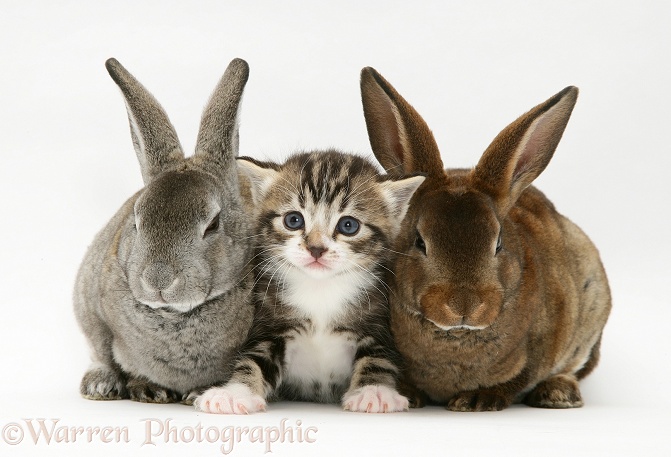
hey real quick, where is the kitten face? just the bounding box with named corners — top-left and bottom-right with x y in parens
top-left (238, 150), bottom-right (425, 284)
top-left (276, 186), bottom-right (386, 279)
top-left (257, 152), bottom-right (394, 281)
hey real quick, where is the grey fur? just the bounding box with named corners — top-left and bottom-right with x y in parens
top-left (74, 58), bottom-right (255, 403)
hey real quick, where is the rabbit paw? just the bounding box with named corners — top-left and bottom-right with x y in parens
top-left (194, 383), bottom-right (267, 414)
top-left (524, 375), bottom-right (583, 409)
top-left (127, 376), bottom-right (180, 404)
top-left (80, 365), bottom-right (127, 400)
top-left (398, 379), bottom-right (428, 408)
top-left (342, 385), bottom-right (409, 413)
top-left (181, 388), bottom-right (204, 406)
top-left (447, 389), bottom-right (512, 412)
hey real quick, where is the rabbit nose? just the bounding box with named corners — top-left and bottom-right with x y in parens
top-left (308, 245), bottom-right (327, 259)
top-left (143, 262), bottom-right (177, 291)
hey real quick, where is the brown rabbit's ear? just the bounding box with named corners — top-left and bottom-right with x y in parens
top-left (361, 67), bottom-right (444, 178)
top-left (472, 86), bottom-right (578, 213)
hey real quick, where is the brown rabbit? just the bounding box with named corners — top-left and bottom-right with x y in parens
top-left (360, 68), bottom-right (611, 411)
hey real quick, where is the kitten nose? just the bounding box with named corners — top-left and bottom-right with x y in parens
top-left (308, 245), bottom-right (327, 259)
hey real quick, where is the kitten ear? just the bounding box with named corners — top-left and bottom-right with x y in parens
top-left (379, 175), bottom-right (425, 234)
top-left (236, 157), bottom-right (280, 205)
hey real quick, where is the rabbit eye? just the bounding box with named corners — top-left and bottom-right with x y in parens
top-left (415, 232), bottom-right (427, 255)
top-left (205, 212), bottom-right (220, 237)
top-left (495, 231), bottom-right (502, 255)
top-left (336, 216), bottom-right (360, 236)
top-left (283, 211), bottom-right (305, 231)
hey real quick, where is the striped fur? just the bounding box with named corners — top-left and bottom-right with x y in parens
top-left (196, 150), bottom-right (424, 413)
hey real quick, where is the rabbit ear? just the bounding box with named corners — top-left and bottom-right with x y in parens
top-left (236, 158), bottom-right (280, 205)
top-left (105, 58), bottom-right (184, 184)
top-left (361, 67), bottom-right (444, 178)
top-left (194, 58), bottom-right (249, 178)
top-left (472, 86), bottom-right (578, 213)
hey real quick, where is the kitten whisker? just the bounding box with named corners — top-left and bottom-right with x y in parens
top-left (231, 232), bottom-right (266, 241)
top-left (364, 257), bottom-right (395, 277)
top-left (378, 246), bottom-right (414, 258)
top-left (235, 247), bottom-right (279, 285)
top-left (262, 257), bottom-right (291, 306)
top-left (277, 260), bottom-right (295, 304)
top-left (341, 264), bottom-right (376, 318)
top-left (343, 260), bottom-right (386, 300)
top-left (252, 255), bottom-right (286, 292)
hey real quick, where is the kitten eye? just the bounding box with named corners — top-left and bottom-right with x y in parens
top-left (205, 212), bottom-right (221, 237)
top-left (337, 216), bottom-right (360, 236)
top-left (415, 232), bottom-right (427, 255)
top-left (283, 211), bottom-right (305, 231)
top-left (495, 230), bottom-right (502, 255)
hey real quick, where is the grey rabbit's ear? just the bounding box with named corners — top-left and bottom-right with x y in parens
top-left (472, 86), bottom-right (578, 214)
top-left (105, 58), bottom-right (184, 184)
top-left (360, 67), bottom-right (444, 178)
top-left (194, 58), bottom-right (250, 178)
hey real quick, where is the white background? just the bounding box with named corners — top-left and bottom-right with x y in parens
top-left (1, 1), bottom-right (669, 456)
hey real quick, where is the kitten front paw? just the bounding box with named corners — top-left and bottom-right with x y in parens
top-left (80, 366), bottom-right (127, 400)
top-left (342, 385), bottom-right (409, 413)
top-left (195, 383), bottom-right (267, 414)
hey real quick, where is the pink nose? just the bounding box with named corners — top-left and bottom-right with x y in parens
top-left (308, 246), bottom-right (327, 259)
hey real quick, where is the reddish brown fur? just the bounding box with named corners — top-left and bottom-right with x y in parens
top-left (361, 68), bottom-right (612, 411)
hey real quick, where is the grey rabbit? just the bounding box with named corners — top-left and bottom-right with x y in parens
top-left (74, 58), bottom-right (255, 403)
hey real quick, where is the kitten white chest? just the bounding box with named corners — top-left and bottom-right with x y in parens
top-left (282, 268), bottom-right (364, 323)
top-left (281, 269), bottom-right (362, 398)
top-left (284, 328), bottom-right (357, 394)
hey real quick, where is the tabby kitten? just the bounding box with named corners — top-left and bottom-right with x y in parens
top-left (195, 150), bottom-right (424, 414)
